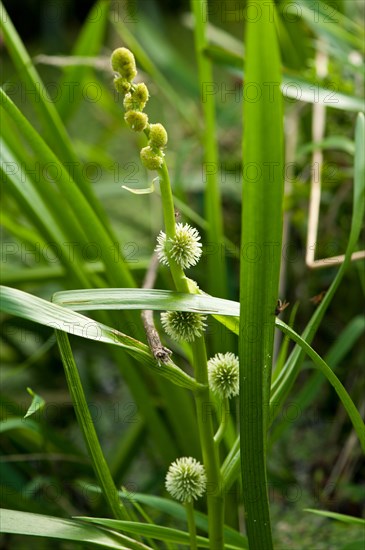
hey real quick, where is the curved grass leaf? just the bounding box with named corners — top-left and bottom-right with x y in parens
top-left (0, 509), bottom-right (151, 549)
top-left (276, 319), bottom-right (365, 453)
top-left (2, 284), bottom-right (362, 449)
top-left (269, 315), bottom-right (365, 447)
top-left (270, 112), bottom-right (365, 423)
top-left (77, 517), bottom-right (243, 550)
top-left (0, 286), bottom-right (200, 392)
top-left (52, 288), bottom-right (239, 315)
top-left (304, 509), bottom-right (365, 526)
top-left (79, 481), bottom-right (247, 548)
top-left (56, 330), bottom-right (129, 521)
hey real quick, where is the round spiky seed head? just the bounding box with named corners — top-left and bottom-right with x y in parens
top-left (114, 76), bottom-right (131, 94)
top-left (111, 48), bottom-right (137, 81)
top-left (140, 146), bottom-right (164, 170)
top-left (149, 123), bottom-right (168, 149)
top-left (161, 311), bottom-right (207, 342)
top-left (124, 110), bottom-right (148, 132)
top-left (155, 223), bottom-right (202, 269)
top-left (165, 457), bottom-right (207, 503)
top-left (208, 352), bottom-right (239, 399)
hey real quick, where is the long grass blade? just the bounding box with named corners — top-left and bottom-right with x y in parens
top-left (56, 330), bottom-right (130, 520)
top-left (0, 508), bottom-right (150, 549)
top-left (238, 2), bottom-right (284, 547)
top-left (0, 286), bottom-right (201, 391)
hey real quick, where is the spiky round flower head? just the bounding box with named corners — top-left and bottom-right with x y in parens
top-left (140, 145), bottom-right (164, 170)
top-left (114, 76), bottom-right (131, 94)
top-left (161, 311), bottom-right (207, 342)
top-left (111, 47), bottom-right (137, 81)
top-left (208, 352), bottom-right (239, 399)
top-left (165, 457), bottom-right (207, 503)
top-left (123, 83), bottom-right (149, 111)
top-left (149, 123), bottom-right (168, 149)
top-left (124, 110), bottom-right (148, 132)
top-left (155, 223), bottom-right (202, 269)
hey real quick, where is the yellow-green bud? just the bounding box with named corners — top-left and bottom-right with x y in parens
top-left (123, 83), bottom-right (149, 111)
top-left (149, 123), bottom-right (168, 149)
top-left (133, 83), bottom-right (149, 108)
top-left (124, 110), bottom-right (148, 132)
top-left (123, 93), bottom-right (135, 111)
top-left (140, 146), bottom-right (164, 170)
top-left (111, 47), bottom-right (137, 81)
top-left (114, 76), bottom-right (131, 94)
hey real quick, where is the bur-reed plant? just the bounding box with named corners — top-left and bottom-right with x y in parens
top-left (1, 0), bottom-right (364, 549)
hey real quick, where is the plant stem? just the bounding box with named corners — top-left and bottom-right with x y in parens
top-left (193, 340), bottom-right (224, 549)
top-left (185, 501), bottom-right (198, 550)
top-left (214, 398), bottom-right (229, 444)
top-left (56, 331), bottom-right (129, 520)
top-left (157, 161), bottom-right (224, 549)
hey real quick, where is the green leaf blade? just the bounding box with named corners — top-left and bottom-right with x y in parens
top-left (239, 1), bottom-right (284, 547)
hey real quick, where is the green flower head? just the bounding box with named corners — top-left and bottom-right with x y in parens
top-left (208, 352), bottom-right (239, 399)
top-left (166, 457), bottom-right (207, 503)
top-left (161, 311), bottom-right (207, 342)
top-left (155, 223), bottom-right (202, 269)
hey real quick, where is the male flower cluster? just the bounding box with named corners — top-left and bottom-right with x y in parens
top-left (111, 47), bottom-right (168, 170)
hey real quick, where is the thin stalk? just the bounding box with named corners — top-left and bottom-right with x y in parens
top-left (214, 398), bottom-right (229, 444)
top-left (190, 0), bottom-right (227, 299)
top-left (56, 331), bottom-right (129, 520)
top-left (157, 161), bottom-right (224, 549)
top-left (192, 341), bottom-right (224, 549)
top-left (185, 501), bottom-right (198, 550)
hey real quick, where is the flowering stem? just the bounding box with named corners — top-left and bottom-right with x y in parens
top-left (185, 501), bottom-right (198, 550)
top-left (193, 341), bottom-right (224, 549)
top-left (214, 398), bottom-right (229, 445)
top-left (157, 161), bottom-right (224, 549)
